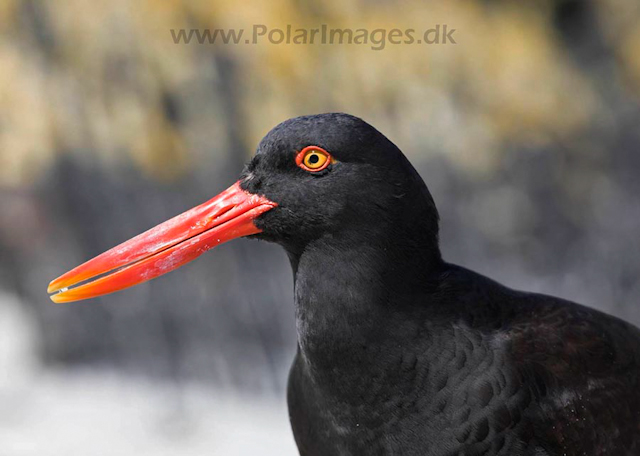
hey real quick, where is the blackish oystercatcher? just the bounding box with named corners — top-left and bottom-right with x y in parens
top-left (48, 113), bottom-right (640, 455)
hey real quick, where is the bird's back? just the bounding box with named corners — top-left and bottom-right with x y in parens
top-left (498, 287), bottom-right (640, 454)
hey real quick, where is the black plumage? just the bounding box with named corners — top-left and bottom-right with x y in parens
top-left (240, 113), bottom-right (640, 455)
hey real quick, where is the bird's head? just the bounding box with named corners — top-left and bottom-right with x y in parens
top-left (242, 113), bottom-right (439, 253)
top-left (47, 113), bottom-right (440, 303)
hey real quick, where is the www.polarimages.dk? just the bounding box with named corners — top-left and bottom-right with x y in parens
top-left (170, 25), bottom-right (457, 50)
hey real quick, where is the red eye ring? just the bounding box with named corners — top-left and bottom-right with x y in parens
top-left (295, 146), bottom-right (333, 172)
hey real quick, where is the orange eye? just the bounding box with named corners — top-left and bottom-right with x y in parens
top-left (295, 146), bottom-right (333, 172)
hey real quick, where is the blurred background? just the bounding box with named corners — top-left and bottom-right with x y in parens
top-left (1, 0), bottom-right (639, 454)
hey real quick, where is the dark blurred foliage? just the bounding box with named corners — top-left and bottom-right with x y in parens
top-left (0, 0), bottom-right (639, 393)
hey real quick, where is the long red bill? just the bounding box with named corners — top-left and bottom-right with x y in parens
top-left (47, 182), bottom-right (276, 303)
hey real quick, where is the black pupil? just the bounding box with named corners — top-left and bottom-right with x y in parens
top-left (308, 153), bottom-right (320, 165)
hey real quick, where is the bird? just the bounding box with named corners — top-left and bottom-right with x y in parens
top-left (48, 113), bottom-right (640, 455)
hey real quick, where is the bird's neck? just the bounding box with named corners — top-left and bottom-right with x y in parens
top-left (287, 228), bottom-right (443, 375)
